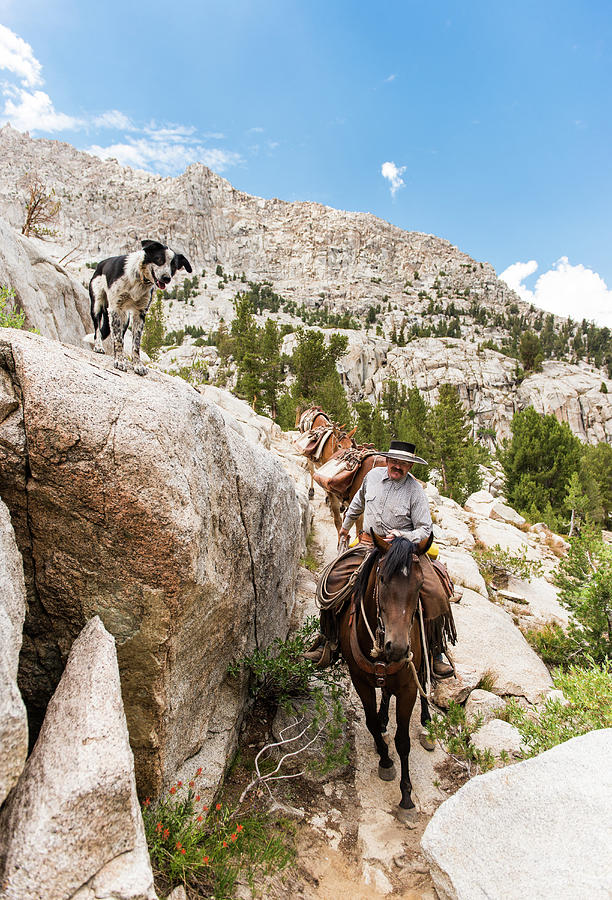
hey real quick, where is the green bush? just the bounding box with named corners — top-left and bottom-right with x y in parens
top-left (228, 617), bottom-right (344, 705)
top-left (473, 543), bottom-right (544, 589)
top-left (228, 619), bottom-right (349, 779)
top-left (553, 521), bottom-right (612, 664)
top-left (426, 701), bottom-right (504, 778)
top-left (0, 285), bottom-right (27, 329)
top-left (505, 661), bottom-right (612, 756)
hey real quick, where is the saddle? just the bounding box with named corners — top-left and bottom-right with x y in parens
top-left (313, 445), bottom-right (386, 501)
top-left (294, 425), bottom-right (335, 460)
top-left (298, 406), bottom-right (329, 433)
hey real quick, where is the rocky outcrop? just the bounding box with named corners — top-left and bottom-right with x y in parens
top-left (0, 217), bottom-right (90, 345)
top-left (0, 617), bottom-right (156, 900)
top-left (373, 338), bottom-right (612, 444)
top-left (0, 498), bottom-right (28, 806)
top-left (470, 719), bottom-right (524, 757)
top-left (464, 689), bottom-right (506, 727)
top-left (421, 729), bottom-right (612, 900)
top-left (0, 329), bottom-right (304, 798)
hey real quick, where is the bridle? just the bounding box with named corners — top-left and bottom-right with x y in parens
top-left (350, 551), bottom-right (420, 680)
top-left (350, 549), bottom-right (433, 697)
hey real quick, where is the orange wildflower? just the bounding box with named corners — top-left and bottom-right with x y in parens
top-left (195, 795), bottom-right (201, 801)
top-left (181, 848), bottom-right (186, 855)
top-left (176, 842), bottom-right (182, 850)
top-left (222, 841), bottom-right (228, 848)
top-left (203, 855), bottom-right (209, 864)
top-left (203, 805), bottom-right (209, 811)
top-left (170, 787), bottom-right (176, 795)
top-left (163, 829), bottom-right (169, 840)
top-left (189, 781), bottom-right (195, 788)
top-left (196, 767), bottom-right (203, 776)
top-left (155, 822), bottom-right (162, 833)
top-left (236, 824), bottom-right (244, 832)
top-left (177, 781), bottom-right (183, 787)
top-left (197, 816), bottom-right (203, 822)
top-left (231, 833), bottom-right (237, 842)
top-left (215, 803), bottom-right (222, 811)
top-left (143, 797), bottom-right (151, 807)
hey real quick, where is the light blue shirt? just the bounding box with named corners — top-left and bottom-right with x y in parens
top-left (342, 466), bottom-right (432, 544)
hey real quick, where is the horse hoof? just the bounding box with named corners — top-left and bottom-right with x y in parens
top-left (419, 730), bottom-right (435, 752)
top-left (378, 763), bottom-right (396, 781)
top-left (308, 488), bottom-right (314, 500)
top-left (395, 805), bottom-right (419, 827)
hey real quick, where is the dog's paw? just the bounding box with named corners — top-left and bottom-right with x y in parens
top-left (93, 345), bottom-right (105, 355)
top-left (134, 363), bottom-right (148, 376)
top-left (113, 358), bottom-right (128, 372)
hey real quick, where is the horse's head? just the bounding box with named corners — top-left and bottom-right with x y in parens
top-left (371, 532), bottom-right (425, 663)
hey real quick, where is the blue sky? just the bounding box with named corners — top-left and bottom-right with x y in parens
top-left (1, 0), bottom-right (611, 324)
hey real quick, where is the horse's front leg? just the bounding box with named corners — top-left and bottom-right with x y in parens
top-left (378, 688), bottom-right (390, 734)
top-left (353, 675), bottom-right (396, 780)
top-left (395, 683), bottom-right (419, 821)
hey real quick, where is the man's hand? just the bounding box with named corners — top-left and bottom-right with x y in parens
top-left (337, 527), bottom-right (350, 553)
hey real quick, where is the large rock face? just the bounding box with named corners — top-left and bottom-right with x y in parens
top-left (421, 729), bottom-right (612, 900)
top-left (0, 329), bottom-right (303, 797)
top-left (0, 617), bottom-right (156, 900)
top-left (0, 498), bottom-right (28, 805)
top-left (0, 217), bottom-right (90, 345)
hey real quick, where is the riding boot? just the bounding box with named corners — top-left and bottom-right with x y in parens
top-left (432, 653), bottom-right (454, 679)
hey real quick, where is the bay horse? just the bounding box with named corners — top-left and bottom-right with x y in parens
top-left (338, 531), bottom-right (434, 823)
top-left (294, 406), bottom-right (356, 502)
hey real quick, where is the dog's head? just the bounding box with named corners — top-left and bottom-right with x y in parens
top-left (141, 240), bottom-right (193, 290)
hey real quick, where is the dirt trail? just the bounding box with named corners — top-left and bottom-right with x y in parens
top-left (286, 485), bottom-right (445, 899)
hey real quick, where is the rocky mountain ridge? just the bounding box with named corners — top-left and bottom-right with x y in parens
top-left (1, 125), bottom-right (611, 446)
top-left (0, 125), bottom-right (529, 318)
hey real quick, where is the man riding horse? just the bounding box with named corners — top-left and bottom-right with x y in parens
top-left (305, 440), bottom-right (456, 679)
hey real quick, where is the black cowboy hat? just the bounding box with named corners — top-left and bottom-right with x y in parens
top-left (381, 440), bottom-right (427, 466)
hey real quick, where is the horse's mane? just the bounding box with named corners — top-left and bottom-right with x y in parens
top-left (353, 537), bottom-right (416, 604)
top-left (380, 537), bottom-right (416, 581)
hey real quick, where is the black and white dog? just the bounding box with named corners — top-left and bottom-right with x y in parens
top-left (89, 239), bottom-right (192, 375)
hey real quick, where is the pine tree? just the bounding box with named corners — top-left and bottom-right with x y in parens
top-left (429, 384), bottom-right (483, 502)
top-left (370, 406), bottom-right (390, 451)
top-left (581, 442), bottom-right (612, 527)
top-left (554, 521), bottom-right (612, 663)
top-left (396, 387), bottom-right (432, 479)
top-left (519, 330), bottom-right (543, 372)
top-left (354, 401), bottom-right (374, 444)
top-left (499, 407), bottom-right (583, 526)
top-left (291, 329), bottom-right (348, 405)
top-left (259, 319), bottom-right (283, 418)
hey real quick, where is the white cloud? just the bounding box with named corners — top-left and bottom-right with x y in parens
top-left (385, 73), bottom-right (397, 82)
top-left (0, 24), bottom-right (42, 87)
top-left (499, 257), bottom-right (612, 327)
top-left (1, 87), bottom-right (84, 132)
top-left (381, 160), bottom-right (406, 197)
top-left (499, 260), bottom-right (538, 294)
top-left (86, 137), bottom-right (242, 176)
top-left (93, 109), bottom-right (135, 130)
